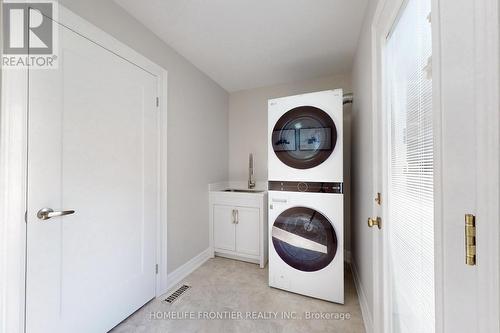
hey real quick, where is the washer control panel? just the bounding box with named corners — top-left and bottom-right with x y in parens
top-left (268, 181), bottom-right (343, 194)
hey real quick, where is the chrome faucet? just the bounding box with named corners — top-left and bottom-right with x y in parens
top-left (248, 153), bottom-right (256, 189)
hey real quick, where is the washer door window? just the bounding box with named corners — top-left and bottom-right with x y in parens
top-left (272, 106), bottom-right (337, 169)
top-left (272, 207), bottom-right (337, 272)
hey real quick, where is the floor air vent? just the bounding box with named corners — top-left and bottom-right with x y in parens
top-left (164, 284), bottom-right (191, 304)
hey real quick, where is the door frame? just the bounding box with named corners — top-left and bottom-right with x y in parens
top-left (371, 0), bottom-right (500, 333)
top-left (371, 2), bottom-right (406, 333)
top-left (0, 5), bottom-right (169, 333)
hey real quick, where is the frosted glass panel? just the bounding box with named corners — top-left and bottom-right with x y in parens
top-left (386, 0), bottom-right (434, 332)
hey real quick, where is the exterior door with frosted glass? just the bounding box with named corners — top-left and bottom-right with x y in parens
top-left (374, 0), bottom-right (500, 332)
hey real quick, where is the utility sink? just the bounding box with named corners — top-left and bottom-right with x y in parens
top-left (209, 182), bottom-right (268, 268)
top-left (223, 188), bottom-right (264, 193)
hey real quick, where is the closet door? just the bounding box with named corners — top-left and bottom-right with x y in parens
top-left (26, 14), bottom-right (158, 333)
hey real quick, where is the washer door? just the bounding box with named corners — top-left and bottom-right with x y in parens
top-left (272, 106), bottom-right (337, 169)
top-left (272, 207), bottom-right (338, 272)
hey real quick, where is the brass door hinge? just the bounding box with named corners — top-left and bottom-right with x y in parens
top-left (465, 214), bottom-right (476, 266)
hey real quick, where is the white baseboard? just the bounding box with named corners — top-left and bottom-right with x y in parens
top-left (350, 259), bottom-right (373, 333)
top-left (162, 248), bottom-right (212, 296)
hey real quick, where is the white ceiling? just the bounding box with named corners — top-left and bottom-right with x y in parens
top-left (113, 0), bottom-right (369, 92)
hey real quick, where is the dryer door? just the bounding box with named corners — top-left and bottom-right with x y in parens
top-left (271, 106), bottom-right (337, 169)
top-left (272, 207), bottom-right (338, 272)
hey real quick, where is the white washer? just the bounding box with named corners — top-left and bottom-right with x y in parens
top-left (268, 90), bottom-right (343, 183)
top-left (268, 185), bottom-right (344, 303)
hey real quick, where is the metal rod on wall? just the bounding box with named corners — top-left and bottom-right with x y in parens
top-left (343, 93), bottom-right (353, 105)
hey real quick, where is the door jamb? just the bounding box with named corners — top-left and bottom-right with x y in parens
top-left (0, 5), bottom-right (169, 333)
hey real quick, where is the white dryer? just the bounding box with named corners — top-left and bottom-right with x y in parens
top-left (268, 90), bottom-right (343, 183)
top-left (268, 182), bottom-right (344, 303)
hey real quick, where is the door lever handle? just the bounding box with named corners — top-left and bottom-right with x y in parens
top-left (37, 207), bottom-right (75, 220)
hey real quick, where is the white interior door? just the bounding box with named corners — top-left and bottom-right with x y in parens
top-left (26, 19), bottom-right (158, 333)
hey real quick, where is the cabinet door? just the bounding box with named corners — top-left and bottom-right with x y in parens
top-left (235, 207), bottom-right (260, 256)
top-left (213, 205), bottom-right (236, 251)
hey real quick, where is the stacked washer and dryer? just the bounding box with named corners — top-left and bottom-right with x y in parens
top-left (267, 89), bottom-right (344, 304)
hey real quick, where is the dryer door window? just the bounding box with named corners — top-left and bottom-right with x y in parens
top-left (272, 106), bottom-right (337, 169)
top-left (272, 207), bottom-right (337, 272)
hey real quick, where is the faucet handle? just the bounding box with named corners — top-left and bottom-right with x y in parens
top-left (248, 153), bottom-right (256, 189)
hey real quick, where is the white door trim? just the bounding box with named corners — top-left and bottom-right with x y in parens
top-left (472, 0), bottom-right (500, 331)
top-left (433, 0), bottom-right (499, 331)
top-left (0, 5), bottom-right (169, 333)
top-left (430, 0), bottom-right (444, 331)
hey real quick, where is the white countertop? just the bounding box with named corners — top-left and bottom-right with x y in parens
top-left (209, 180), bottom-right (268, 193)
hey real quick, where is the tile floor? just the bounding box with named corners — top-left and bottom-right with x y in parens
top-left (112, 257), bottom-right (365, 333)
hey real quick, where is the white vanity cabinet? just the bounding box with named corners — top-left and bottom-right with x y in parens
top-left (209, 187), bottom-right (268, 268)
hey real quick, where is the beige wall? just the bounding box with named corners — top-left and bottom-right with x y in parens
top-left (58, 0), bottom-right (229, 273)
top-left (228, 74), bottom-right (353, 252)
